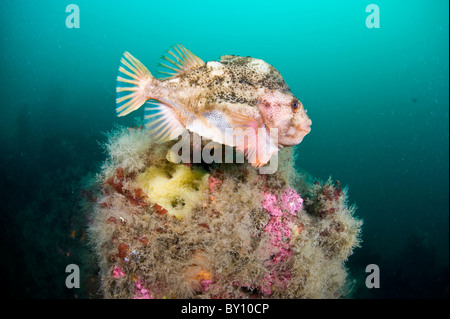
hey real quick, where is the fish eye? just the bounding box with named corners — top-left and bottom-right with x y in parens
top-left (291, 100), bottom-right (299, 109)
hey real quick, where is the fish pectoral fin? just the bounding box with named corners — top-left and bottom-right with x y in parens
top-left (157, 44), bottom-right (205, 78)
top-left (144, 101), bottom-right (186, 144)
top-left (116, 52), bottom-right (153, 117)
top-left (229, 112), bottom-right (279, 168)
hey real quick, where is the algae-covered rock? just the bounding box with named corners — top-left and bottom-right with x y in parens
top-left (84, 126), bottom-right (362, 299)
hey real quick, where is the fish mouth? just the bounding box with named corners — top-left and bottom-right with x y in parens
top-left (279, 119), bottom-right (312, 147)
top-left (300, 119), bottom-right (312, 133)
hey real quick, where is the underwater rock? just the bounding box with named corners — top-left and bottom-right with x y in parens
top-left (84, 126), bottom-right (362, 298)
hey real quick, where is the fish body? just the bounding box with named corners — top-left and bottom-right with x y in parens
top-left (116, 45), bottom-right (311, 167)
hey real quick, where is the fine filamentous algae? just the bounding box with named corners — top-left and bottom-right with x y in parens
top-left (0, 1), bottom-right (447, 300)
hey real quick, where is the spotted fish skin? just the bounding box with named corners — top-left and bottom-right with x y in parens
top-left (160, 55), bottom-right (291, 112)
top-left (115, 45), bottom-right (311, 167)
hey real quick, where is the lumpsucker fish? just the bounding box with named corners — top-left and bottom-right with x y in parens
top-left (116, 44), bottom-right (312, 167)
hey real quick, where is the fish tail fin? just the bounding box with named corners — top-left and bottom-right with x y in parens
top-left (116, 52), bottom-right (153, 117)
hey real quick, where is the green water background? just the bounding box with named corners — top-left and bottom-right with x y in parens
top-left (0, 0), bottom-right (448, 298)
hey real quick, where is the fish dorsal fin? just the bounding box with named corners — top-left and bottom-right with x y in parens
top-left (219, 55), bottom-right (236, 62)
top-left (157, 44), bottom-right (205, 78)
top-left (219, 55), bottom-right (250, 65)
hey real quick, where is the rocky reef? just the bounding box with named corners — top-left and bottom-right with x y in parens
top-left (83, 125), bottom-right (362, 298)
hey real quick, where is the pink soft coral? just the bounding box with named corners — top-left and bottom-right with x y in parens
top-left (258, 188), bottom-right (304, 295)
top-left (133, 279), bottom-right (154, 299)
top-left (281, 187), bottom-right (304, 215)
top-left (200, 279), bottom-right (213, 291)
top-left (261, 193), bottom-right (282, 217)
top-left (208, 176), bottom-right (222, 193)
top-left (112, 265), bottom-right (125, 278)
